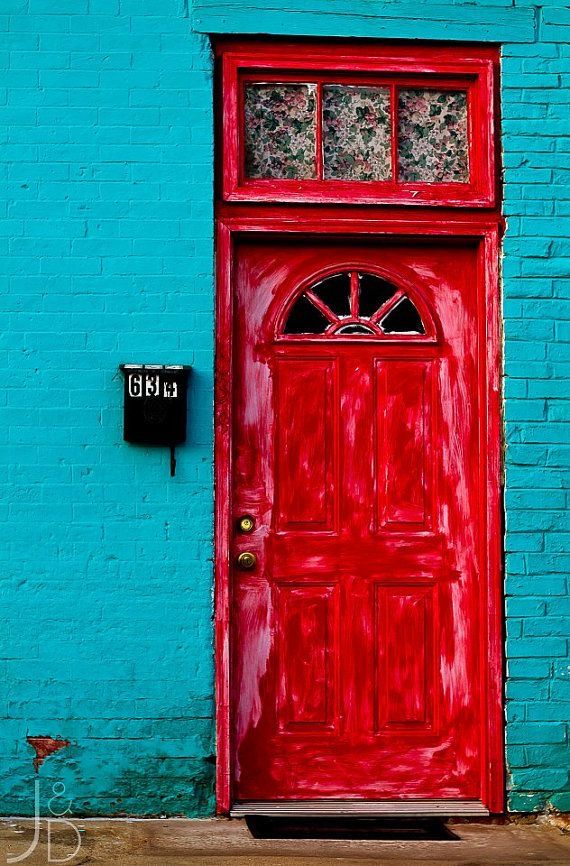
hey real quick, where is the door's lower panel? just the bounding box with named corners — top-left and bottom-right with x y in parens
top-left (230, 799), bottom-right (489, 817)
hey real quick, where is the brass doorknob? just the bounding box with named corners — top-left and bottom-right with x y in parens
top-left (237, 551), bottom-right (257, 570)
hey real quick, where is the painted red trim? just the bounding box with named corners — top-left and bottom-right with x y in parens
top-left (216, 39), bottom-right (498, 207)
top-left (214, 211), bottom-right (504, 815)
top-left (216, 202), bottom-right (505, 232)
top-left (214, 220), bottom-right (232, 815)
top-left (315, 81), bottom-right (324, 180)
top-left (481, 228), bottom-right (506, 814)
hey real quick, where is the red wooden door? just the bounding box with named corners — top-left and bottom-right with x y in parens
top-left (231, 236), bottom-right (487, 804)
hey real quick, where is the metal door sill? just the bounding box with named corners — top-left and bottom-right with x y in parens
top-left (230, 799), bottom-right (489, 818)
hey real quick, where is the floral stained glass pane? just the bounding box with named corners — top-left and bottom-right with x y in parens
top-left (398, 89), bottom-right (469, 183)
top-left (323, 85), bottom-right (391, 181)
top-left (244, 83), bottom-right (317, 180)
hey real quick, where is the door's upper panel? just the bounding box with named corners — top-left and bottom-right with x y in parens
top-left (216, 40), bottom-right (498, 207)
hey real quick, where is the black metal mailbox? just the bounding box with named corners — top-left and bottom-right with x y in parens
top-left (120, 364), bottom-right (191, 474)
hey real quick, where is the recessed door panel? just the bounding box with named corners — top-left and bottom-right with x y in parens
top-left (276, 581), bottom-right (338, 731)
top-left (376, 360), bottom-right (432, 530)
top-left (275, 359), bottom-right (337, 532)
top-left (375, 583), bottom-right (436, 731)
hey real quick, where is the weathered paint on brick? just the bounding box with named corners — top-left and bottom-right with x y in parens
top-left (1, 0), bottom-right (568, 815)
top-left (1, 1), bottom-right (215, 817)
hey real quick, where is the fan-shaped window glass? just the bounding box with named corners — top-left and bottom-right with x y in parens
top-left (282, 272), bottom-right (428, 338)
top-left (380, 297), bottom-right (425, 334)
top-left (337, 324), bottom-right (376, 335)
top-left (311, 272), bottom-right (351, 317)
top-left (358, 273), bottom-right (397, 318)
top-left (283, 293), bottom-right (330, 334)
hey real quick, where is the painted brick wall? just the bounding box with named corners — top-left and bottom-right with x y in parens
top-left (1, 0), bottom-right (215, 816)
top-left (2, 0), bottom-right (569, 815)
top-left (500, 11), bottom-right (570, 807)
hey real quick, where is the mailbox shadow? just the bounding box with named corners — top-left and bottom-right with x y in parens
top-left (245, 816), bottom-right (460, 840)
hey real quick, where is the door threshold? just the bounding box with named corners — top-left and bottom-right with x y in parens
top-left (230, 800), bottom-right (489, 818)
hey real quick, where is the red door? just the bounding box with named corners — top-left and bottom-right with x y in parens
top-left (230, 236), bottom-right (489, 806)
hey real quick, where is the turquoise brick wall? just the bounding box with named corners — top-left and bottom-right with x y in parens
top-left (2, 0), bottom-right (568, 815)
top-left (1, 0), bottom-right (215, 816)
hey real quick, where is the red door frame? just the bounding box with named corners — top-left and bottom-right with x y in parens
top-left (214, 207), bottom-right (504, 815)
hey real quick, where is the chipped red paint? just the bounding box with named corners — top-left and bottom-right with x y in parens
top-left (214, 41), bottom-right (503, 817)
top-left (27, 736), bottom-right (70, 772)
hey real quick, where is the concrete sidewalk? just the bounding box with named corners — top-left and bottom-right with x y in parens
top-left (1, 817), bottom-right (569, 866)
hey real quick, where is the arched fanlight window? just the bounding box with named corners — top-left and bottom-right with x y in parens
top-left (282, 271), bottom-right (430, 338)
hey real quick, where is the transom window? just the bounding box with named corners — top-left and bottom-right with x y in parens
top-left (217, 42), bottom-right (496, 207)
top-left (244, 83), bottom-right (469, 185)
top-left (282, 271), bottom-right (432, 339)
